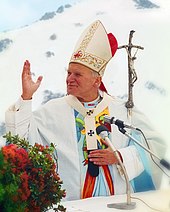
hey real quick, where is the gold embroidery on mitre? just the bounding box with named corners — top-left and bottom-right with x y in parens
top-left (80, 20), bottom-right (100, 51)
top-left (72, 50), bottom-right (106, 72)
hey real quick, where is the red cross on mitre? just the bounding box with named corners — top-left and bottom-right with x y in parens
top-left (74, 50), bottom-right (83, 59)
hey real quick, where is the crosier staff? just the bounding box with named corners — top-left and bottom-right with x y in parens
top-left (118, 30), bottom-right (144, 117)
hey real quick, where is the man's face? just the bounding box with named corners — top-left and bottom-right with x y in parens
top-left (66, 63), bottom-right (101, 102)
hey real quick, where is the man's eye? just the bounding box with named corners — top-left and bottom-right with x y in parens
top-left (75, 73), bottom-right (81, 77)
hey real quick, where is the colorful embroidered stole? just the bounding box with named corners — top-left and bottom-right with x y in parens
top-left (74, 107), bottom-right (114, 198)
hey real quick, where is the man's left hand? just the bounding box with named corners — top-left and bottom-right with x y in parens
top-left (88, 148), bottom-right (119, 166)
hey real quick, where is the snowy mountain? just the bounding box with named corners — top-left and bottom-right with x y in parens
top-left (0, 0), bottom-right (170, 154)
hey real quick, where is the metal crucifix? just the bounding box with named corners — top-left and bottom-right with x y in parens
top-left (118, 30), bottom-right (144, 114)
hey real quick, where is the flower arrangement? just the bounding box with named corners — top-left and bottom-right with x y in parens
top-left (0, 132), bottom-right (66, 212)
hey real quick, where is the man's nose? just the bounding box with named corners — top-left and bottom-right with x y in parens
top-left (67, 73), bottom-right (75, 81)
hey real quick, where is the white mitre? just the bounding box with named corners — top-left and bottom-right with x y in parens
top-left (69, 20), bottom-right (118, 77)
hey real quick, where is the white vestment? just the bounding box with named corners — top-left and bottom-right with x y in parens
top-left (5, 92), bottom-right (166, 201)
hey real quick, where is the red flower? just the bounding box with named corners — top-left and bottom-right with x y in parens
top-left (2, 144), bottom-right (17, 159)
top-left (2, 144), bottom-right (30, 171)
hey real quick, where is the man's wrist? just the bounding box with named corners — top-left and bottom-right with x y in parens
top-left (21, 94), bottom-right (32, 100)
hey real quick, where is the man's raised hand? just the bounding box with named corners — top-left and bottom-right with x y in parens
top-left (21, 60), bottom-right (43, 100)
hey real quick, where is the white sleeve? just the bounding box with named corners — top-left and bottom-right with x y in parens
top-left (5, 97), bottom-right (32, 139)
top-left (131, 108), bottom-right (167, 188)
top-left (118, 145), bottom-right (144, 181)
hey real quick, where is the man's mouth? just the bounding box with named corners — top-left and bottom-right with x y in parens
top-left (67, 83), bottom-right (77, 87)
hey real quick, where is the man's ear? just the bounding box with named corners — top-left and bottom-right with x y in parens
top-left (94, 76), bottom-right (102, 87)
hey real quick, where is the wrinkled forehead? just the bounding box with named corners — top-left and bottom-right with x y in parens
top-left (68, 62), bottom-right (95, 74)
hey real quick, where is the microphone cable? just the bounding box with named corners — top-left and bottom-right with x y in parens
top-left (136, 128), bottom-right (170, 178)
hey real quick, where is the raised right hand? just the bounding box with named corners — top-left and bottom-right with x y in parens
top-left (21, 60), bottom-right (43, 100)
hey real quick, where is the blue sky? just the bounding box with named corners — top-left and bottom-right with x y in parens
top-left (0, 0), bottom-right (79, 32)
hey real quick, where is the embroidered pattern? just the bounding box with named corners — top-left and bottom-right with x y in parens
top-left (87, 130), bottom-right (95, 137)
top-left (77, 21), bottom-right (99, 52)
top-left (86, 110), bottom-right (94, 116)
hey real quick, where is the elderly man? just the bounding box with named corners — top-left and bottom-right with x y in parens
top-left (5, 20), bottom-right (165, 201)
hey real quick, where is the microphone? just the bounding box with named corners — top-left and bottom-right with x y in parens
top-left (96, 125), bottom-right (118, 153)
top-left (104, 115), bottom-right (138, 130)
top-left (96, 125), bottom-right (136, 210)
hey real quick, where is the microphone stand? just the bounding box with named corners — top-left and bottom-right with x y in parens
top-left (105, 136), bottom-right (136, 210)
top-left (97, 127), bottom-right (136, 210)
top-left (117, 127), bottom-right (170, 171)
